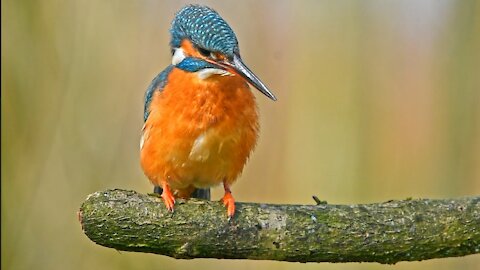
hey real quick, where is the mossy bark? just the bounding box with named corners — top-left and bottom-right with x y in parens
top-left (78, 189), bottom-right (480, 264)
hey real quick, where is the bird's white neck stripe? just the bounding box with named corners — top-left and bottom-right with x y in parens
top-left (172, 48), bottom-right (186, 65)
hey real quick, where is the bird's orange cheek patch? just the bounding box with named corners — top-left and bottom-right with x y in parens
top-left (180, 39), bottom-right (229, 63)
top-left (212, 52), bottom-right (227, 61)
top-left (181, 39), bottom-right (201, 58)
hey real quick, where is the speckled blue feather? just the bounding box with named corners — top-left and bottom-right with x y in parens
top-left (144, 65), bottom-right (174, 122)
top-left (176, 57), bottom-right (218, 72)
top-left (170, 5), bottom-right (239, 57)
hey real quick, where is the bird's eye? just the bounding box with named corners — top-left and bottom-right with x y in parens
top-left (197, 47), bottom-right (212, 57)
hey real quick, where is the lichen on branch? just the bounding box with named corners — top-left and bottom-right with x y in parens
top-left (79, 189), bottom-right (480, 264)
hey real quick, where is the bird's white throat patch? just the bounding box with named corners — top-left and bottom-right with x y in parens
top-left (197, 68), bottom-right (232, 79)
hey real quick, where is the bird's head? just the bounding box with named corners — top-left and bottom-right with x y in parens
top-left (169, 5), bottom-right (276, 101)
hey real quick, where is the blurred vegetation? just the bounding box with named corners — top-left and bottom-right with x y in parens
top-left (2, 1), bottom-right (479, 270)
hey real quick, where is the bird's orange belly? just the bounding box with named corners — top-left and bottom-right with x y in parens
top-left (140, 68), bottom-right (258, 195)
top-left (169, 128), bottom-right (243, 188)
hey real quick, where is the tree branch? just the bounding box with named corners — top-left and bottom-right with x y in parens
top-left (78, 189), bottom-right (480, 264)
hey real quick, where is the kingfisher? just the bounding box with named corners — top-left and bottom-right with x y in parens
top-left (140, 4), bottom-right (276, 218)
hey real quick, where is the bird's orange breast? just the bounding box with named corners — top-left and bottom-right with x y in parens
top-left (140, 68), bottom-right (258, 196)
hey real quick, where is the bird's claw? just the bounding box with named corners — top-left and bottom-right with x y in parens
top-left (161, 188), bottom-right (176, 212)
top-left (221, 192), bottom-right (235, 219)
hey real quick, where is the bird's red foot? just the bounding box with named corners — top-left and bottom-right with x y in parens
top-left (221, 191), bottom-right (235, 218)
top-left (161, 184), bottom-right (175, 212)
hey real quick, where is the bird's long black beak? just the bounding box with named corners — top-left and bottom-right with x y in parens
top-left (223, 54), bottom-right (277, 101)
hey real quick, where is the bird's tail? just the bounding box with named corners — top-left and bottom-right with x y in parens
top-left (153, 186), bottom-right (211, 200)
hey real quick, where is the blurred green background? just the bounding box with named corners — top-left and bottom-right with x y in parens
top-left (2, 0), bottom-right (479, 269)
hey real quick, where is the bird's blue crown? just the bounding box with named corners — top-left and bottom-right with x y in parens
top-left (170, 5), bottom-right (239, 58)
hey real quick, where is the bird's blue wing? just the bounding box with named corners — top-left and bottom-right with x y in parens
top-left (144, 65), bottom-right (174, 122)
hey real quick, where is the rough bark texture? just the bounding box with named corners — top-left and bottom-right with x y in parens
top-left (78, 189), bottom-right (480, 264)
